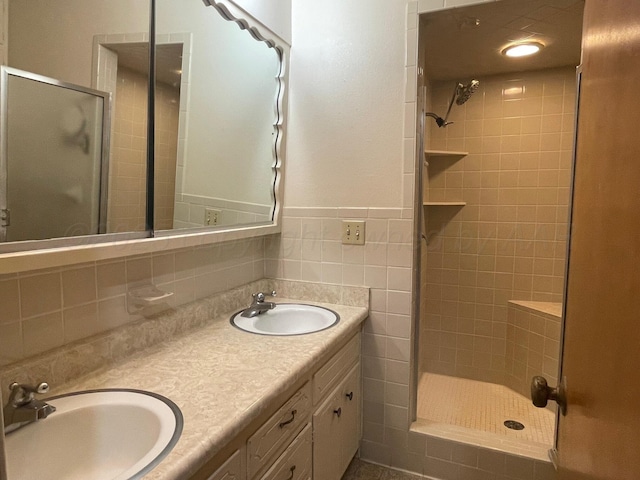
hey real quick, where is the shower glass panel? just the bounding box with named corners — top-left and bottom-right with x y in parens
top-left (1, 68), bottom-right (110, 242)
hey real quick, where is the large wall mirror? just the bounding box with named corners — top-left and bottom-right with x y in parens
top-left (0, 0), bottom-right (287, 258)
top-left (155, 0), bottom-right (283, 233)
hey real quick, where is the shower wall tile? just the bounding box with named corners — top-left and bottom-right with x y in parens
top-left (108, 67), bottom-right (148, 233)
top-left (506, 301), bottom-right (562, 399)
top-left (422, 67), bottom-right (575, 383)
top-left (0, 237), bottom-right (265, 367)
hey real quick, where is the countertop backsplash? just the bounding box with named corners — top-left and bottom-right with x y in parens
top-left (0, 279), bottom-right (369, 402)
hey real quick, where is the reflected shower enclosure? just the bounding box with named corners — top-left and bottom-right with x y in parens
top-left (0, 67), bottom-right (110, 242)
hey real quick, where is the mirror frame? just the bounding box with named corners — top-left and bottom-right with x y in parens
top-left (0, 0), bottom-right (288, 274)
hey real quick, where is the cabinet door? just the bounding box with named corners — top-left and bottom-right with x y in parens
top-left (312, 388), bottom-right (342, 480)
top-left (338, 363), bottom-right (361, 474)
top-left (312, 361), bottom-right (362, 480)
top-left (206, 449), bottom-right (245, 480)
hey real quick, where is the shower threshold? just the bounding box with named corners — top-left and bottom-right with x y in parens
top-left (412, 373), bottom-right (555, 460)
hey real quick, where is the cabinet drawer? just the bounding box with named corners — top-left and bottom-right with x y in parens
top-left (247, 382), bottom-right (311, 479)
top-left (312, 333), bottom-right (360, 404)
top-left (260, 423), bottom-right (312, 480)
top-left (206, 449), bottom-right (244, 480)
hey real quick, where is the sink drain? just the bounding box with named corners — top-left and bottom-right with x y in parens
top-left (504, 420), bottom-right (525, 430)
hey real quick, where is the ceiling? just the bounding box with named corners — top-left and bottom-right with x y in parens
top-left (106, 42), bottom-right (183, 87)
top-left (420, 0), bottom-right (584, 81)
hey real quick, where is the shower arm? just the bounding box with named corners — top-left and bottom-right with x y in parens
top-left (440, 83), bottom-right (461, 127)
top-left (424, 112), bottom-right (447, 128)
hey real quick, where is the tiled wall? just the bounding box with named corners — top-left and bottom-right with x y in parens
top-left (108, 67), bottom-right (148, 233)
top-left (108, 67), bottom-right (178, 232)
top-left (0, 237), bottom-right (265, 366)
top-left (173, 194), bottom-right (272, 230)
top-left (506, 301), bottom-right (562, 400)
top-left (421, 67), bottom-right (575, 384)
top-left (263, 206), bottom-right (416, 465)
top-left (155, 79), bottom-right (180, 230)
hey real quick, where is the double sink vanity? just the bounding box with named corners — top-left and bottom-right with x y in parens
top-left (1, 280), bottom-right (368, 480)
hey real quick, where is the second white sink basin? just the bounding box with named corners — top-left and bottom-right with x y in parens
top-left (5, 389), bottom-right (182, 480)
top-left (231, 303), bottom-right (339, 335)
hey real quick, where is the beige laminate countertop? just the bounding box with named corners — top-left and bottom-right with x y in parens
top-left (53, 298), bottom-right (368, 480)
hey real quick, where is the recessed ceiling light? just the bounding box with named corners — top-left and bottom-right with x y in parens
top-left (502, 42), bottom-right (543, 58)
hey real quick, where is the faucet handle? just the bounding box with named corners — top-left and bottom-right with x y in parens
top-left (8, 382), bottom-right (50, 406)
top-left (10, 382), bottom-right (50, 394)
top-left (252, 291), bottom-right (277, 303)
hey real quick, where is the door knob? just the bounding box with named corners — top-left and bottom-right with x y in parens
top-left (531, 376), bottom-right (567, 415)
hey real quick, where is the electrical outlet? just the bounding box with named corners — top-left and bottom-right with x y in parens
top-left (204, 208), bottom-right (221, 226)
top-left (342, 220), bottom-right (365, 245)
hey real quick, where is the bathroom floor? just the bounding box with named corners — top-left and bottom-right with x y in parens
top-left (414, 373), bottom-right (555, 458)
top-left (341, 458), bottom-right (423, 480)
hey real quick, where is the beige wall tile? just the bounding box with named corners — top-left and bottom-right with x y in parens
top-left (63, 303), bottom-right (100, 342)
top-left (62, 265), bottom-right (97, 308)
top-left (0, 322), bottom-right (23, 366)
top-left (0, 279), bottom-right (20, 324)
top-left (20, 272), bottom-right (61, 319)
top-left (423, 67), bottom-right (574, 383)
top-left (22, 312), bottom-right (64, 357)
top-left (97, 261), bottom-right (126, 299)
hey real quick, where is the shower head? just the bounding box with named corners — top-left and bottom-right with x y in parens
top-left (425, 79), bottom-right (481, 128)
top-left (455, 79), bottom-right (480, 105)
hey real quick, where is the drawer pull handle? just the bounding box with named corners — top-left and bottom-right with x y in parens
top-left (346, 391), bottom-right (354, 401)
top-left (279, 409), bottom-right (297, 428)
top-left (285, 465), bottom-right (296, 480)
top-left (334, 407), bottom-right (342, 417)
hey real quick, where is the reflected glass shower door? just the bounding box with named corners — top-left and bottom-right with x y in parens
top-left (1, 67), bottom-right (110, 242)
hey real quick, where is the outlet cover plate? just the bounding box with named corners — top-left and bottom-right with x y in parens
top-left (342, 220), bottom-right (365, 245)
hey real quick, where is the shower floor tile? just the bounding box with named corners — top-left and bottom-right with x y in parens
top-left (415, 373), bottom-right (555, 459)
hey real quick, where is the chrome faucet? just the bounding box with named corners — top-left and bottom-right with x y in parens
top-left (241, 291), bottom-right (277, 318)
top-left (3, 382), bottom-right (56, 433)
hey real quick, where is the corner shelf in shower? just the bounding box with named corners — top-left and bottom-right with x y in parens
top-left (423, 150), bottom-right (468, 210)
top-left (424, 149), bottom-right (468, 157)
top-left (423, 202), bottom-right (466, 207)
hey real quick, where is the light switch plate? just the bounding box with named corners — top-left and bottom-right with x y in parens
top-left (342, 220), bottom-right (365, 245)
top-left (204, 208), bottom-right (221, 226)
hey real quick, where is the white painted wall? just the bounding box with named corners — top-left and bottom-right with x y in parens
top-left (285, 0), bottom-right (407, 208)
top-left (8, 0), bottom-right (149, 87)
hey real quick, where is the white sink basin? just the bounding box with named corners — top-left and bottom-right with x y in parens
top-left (231, 303), bottom-right (340, 335)
top-left (5, 389), bottom-right (182, 480)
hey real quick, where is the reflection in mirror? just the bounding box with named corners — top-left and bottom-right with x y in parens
top-left (2, 0), bottom-right (151, 246)
top-left (155, 0), bottom-right (282, 231)
top-left (1, 68), bottom-right (109, 241)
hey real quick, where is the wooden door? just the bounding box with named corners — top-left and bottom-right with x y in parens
top-left (557, 1), bottom-right (640, 478)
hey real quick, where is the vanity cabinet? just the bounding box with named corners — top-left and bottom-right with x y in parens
top-left (248, 384), bottom-right (312, 479)
top-left (206, 448), bottom-right (245, 480)
top-left (312, 363), bottom-right (361, 480)
top-left (195, 331), bottom-right (361, 480)
top-left (260, 424), bottom-right (312, 480)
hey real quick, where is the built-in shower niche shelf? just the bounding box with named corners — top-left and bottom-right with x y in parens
top-left (424, 149), bottom-right (468, 157)
top-left (423, 201), bottom-right (466, 207)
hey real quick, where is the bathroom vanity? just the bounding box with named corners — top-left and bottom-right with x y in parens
top-left (197, 332), bottom-right (361, 480)
top-left (0, 281), bottom-right (368, 480)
